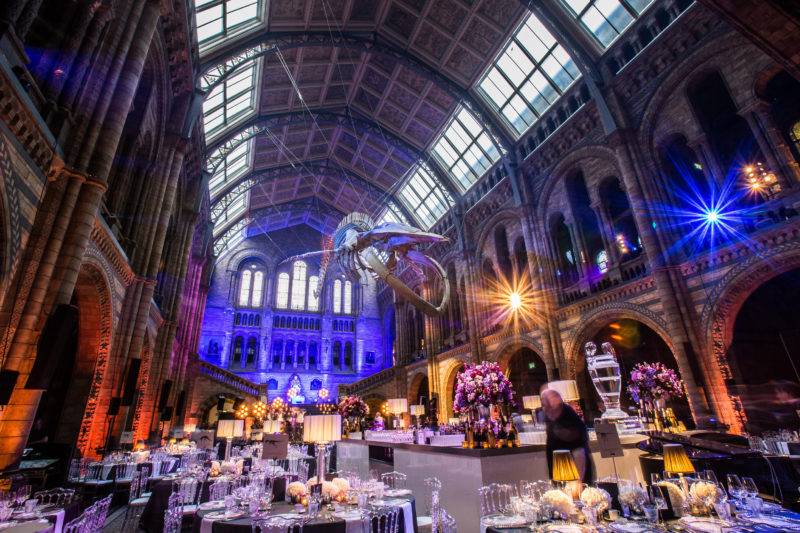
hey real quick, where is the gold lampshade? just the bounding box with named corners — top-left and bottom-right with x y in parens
top-left (410, 404), bottom-right (425, 416)
top-left (552, 449), bottom-right (580, 482)
top-left (303, 414), bottom-right (342, 444)
top-left (216, 419), bottom-right (244, 439)
top-left (662, 443), bottom-right (695, 474)
top-left (448, 417), bottom-right (460, 425)
top-left (523, 395), bottom-right (541, 410)
top-left (387, 398), bottom-right (408, 415)
top-left (545, 380), bottom-right (580, 402)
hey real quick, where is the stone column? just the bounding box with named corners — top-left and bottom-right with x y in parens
top-left (740, 100), bottom-right (800, 185)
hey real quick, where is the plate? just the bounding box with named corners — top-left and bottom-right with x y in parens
top-left (539, 524), bottom-right (588, 533)
top-left (480, 515), bottom-right (528, 528)
top-left (761, 501), bottom-right (783, 513)
top-left (384, 489), bottom-right (411, 497)
top-left (204, 511), bottom-right (244, 521)
top-left (199, 501), bottom-right (225, 510)
top-left (609, 522), bottom-right (660, 533)
top-left (736, 512), bottom-right (800, 528)
top-left (332, 511), bottom-right (361, 520)
top-left (679, 516), bottom-right (734, 533)
top-left (270, 513), bottom-right (300, 519)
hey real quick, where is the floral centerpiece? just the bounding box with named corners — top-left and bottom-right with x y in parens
top-left (338, 396), bottom-right (368, 435)
top-left (627, 362), bottom-right (685, 407)
top-left (453, 362), bottom-right (516, 414)
top-left (287, 481), bottom-right (308, 503)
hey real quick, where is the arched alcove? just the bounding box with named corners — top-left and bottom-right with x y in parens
top-left (727, 268), bottom-right (800, 432)
top-left (504, 347), bottom-right (548, 407)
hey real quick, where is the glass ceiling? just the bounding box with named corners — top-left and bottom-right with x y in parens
top-left (198, 0), bottom-right (655, 255)
top-left (562, 0), bottom-right (654, 48)
top-left (398, 164), bottom-right (453, 229)
top-left (195, 0), bottom-right (263, 54)
top-left (202, 59), bottom-right (260, 142)
top-left (431, 106), bottom-right (502, 192)
top-left (477, 13), bottom-right (580, 137)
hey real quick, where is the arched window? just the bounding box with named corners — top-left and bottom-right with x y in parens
top-left (309, 342), bottom-right (317, 365)
top-left (344, 281), bottom-right (353, 314)
top-left (251, 271), bottom-right (264, 306)
top-left (272, 341), bottom-right (282, 364)
top-left (267, 379), bottom-right (278, 390)
top-left (291, 261), bottom-right (307, 310)
top-left (246, 337), bottom-right (257, 364)
top-left (333, 280), bottom-right (342, 313)
top-left (297, 341), bottom-right (306, 364)
top-left (308, 276), bottom-right (320, 311)
top-left (239, 270), bottom-right (252, 306)
top-left (232, 336), bottom-right (243, 363)
top-left (596, 250), bottom-right (609, 273)
top-left (310, 379), bottom-right (322, 390)
top-left (344, 342), bottom-right (353, 369)
top-left (276, 273), bottom-right (290, 308)
top-left (333, 341), bottom-right (341, 369)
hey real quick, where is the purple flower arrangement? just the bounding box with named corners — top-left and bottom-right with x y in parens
top-left (338, 395), bottom-right (369, 418)
top-left (627, 362), bottom-right (685, 404)
top-left (454, 361), bottom-right (517, 413)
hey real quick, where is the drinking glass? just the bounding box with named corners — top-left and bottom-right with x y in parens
top-left (650, 473), bottom-right (662, 486)
top-left (224, 494), bottom-right (235, 515)
top-left (582, 505), bottom-right (598, 528)
top-left (308, 498), bottom-right (320, 518)
top-left (642, 502), bottom-right (659, 524)
top-left (742, 477), bottom-right (758, 498)
top-left (712, 501), bottom-right (731, 520)
top-left (726, 474), bottom-right (744, 504)
top-left (0, 505), bottom-right (12, 523)
top-left (701, 470), bottom-right (719, 486)
top-left (15, 486), bottom-right (30, 506)
top-left (24, 499), bottom-right (36, 514)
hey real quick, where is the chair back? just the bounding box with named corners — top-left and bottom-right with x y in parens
top-left (128, 472), bottom-right (143, 502)
top-left (210, 479), bottom-right (234, 501)
top-left (297, 461), bottom-right (309, 484)
top-left (85, 495), bottom-right (112, 533)
top-left (439, 508), bottom-right (456, 533)
top-left (63, 516), bottom-right (84, 533)
top-left (85, 463), bottom-right (105, 481)
top-left (35, 488), bottom-right (75, 507)
top-left (174, 477), bottom-right (199, 505)
top-left (164, 492), bottom-right (183, 533)
top-left (68, 459), bottom-right (83, 482)
top-left (360, 507), bottom-right (400, 533)
top-left (252, 516), bottom-right (305, 533)
top-left (423, 477), bottom-right (441, 516)
top-left (478, 483), bottom-right (515, 517)
top-left (380, 471), bottom-right (407, 489)
top-left (116, 463), bottom-right (136, 481)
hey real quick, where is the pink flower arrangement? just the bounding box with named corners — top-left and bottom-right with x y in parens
top-left (453, 361), bottom-right (516, 413)
top-left (338, 395), bottom-right (369, 418)
top-left (627, 362), bottom-right (685, 404)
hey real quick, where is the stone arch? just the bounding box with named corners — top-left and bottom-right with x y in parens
top-left (474, 209), bottom-right (524, 263)
top-left (494, 334), bottom-right (548, 372)
top-left (564, 303), bottom-right (674, 377)
top-left (407, 371), bottom-right (429, 405)
top-left (73, 262), bottom-right (114, 458)
top-left (703, 240), bottom-right (800, 432)
top-left (440, 357), bottom-right (469, 419)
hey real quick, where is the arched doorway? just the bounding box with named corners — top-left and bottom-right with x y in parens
top-left (409, 375), bottom-right (429, 405)
top-left (505, 348), bottom-right (548, 407)
top-left (727, 269), bottom-right (800, 433)
top-left (576, 319), bottom-right (691, 427)
top-left (444, 362), bottom-right (465, 419)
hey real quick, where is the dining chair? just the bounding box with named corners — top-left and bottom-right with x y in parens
top-left (163, 492), bottom-right (183, 533)
top-left (210, 479), bottom-right (234, 501)
top-left (121, 472), bottom-right (149, 533)
top-left (360, 507), bottom-right (400, 533)
top-left (84, 495), bottom-right (111, 533)
top-left (478, 483), bottom-right (515, 517)
top-left (380, 471), bottom-right (407, 490)
top-left (63, 516), bottom-right (84, 533)
top-left (438, 508), bottom-right (456, 533)
top-left (173, 477), bottom-right (200, 515)
top-left (416, 477), bottom-right (441, 532)
top-left (252, 516), bottom-right (305, 533)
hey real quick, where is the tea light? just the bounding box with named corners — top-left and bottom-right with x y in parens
top-left (301, 497), bottom-right (309, 506)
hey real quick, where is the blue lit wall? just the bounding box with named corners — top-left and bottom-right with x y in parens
top-left (198, 227), bottom-right (387, 402)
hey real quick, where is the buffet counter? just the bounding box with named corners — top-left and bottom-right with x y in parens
top-left (337, 435), bottom-right (647, 533)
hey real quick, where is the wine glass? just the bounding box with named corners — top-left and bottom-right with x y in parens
top-left (650, 473), bottom-right (662, 486)
top-left (742, 477), bottom-right (758, 498)
top-left (700, 470), bottom-right (719, 486)
top-left (15, 486), bottom-right (30, 507)
top-left (726, 474), bottom-right (744, 504)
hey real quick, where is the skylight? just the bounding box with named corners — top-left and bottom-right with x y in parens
top-left (194, 0), bottom-right (262, 54)
top-left (431, 107), bottom-right (501, 191)
top-left (202, 59), bottom-right (259, 141)
top-left (208, 138), bottom-right (252, 198)
top-left (478, 14), bottom-right (580, 136)
top-left (213, 218), bottom-right (247, 255)
top-left (376, 202), bottom-right (409, 226)
top-left (561, 0), bottom-right (654, 48)
top-left (398, 164), bottom-right (453, 229)
top-left (211, 190), bottom-right (249, 236)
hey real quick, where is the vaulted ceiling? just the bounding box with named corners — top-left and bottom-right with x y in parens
top-left (192, 0), bottom-right (653, 258)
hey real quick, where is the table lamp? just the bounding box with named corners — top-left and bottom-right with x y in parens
top-left (387, 398), bottom-right (408, 429)
top-left (216, 419), bottom-right (244, 460)
top-left (523, 395), bottom-right (541, 411)
top-left (545, 380), bottom-right (580, 401)
top-left (552, 449), bottom-right (581, 499)
top-left (263, 419), bottom-right (282, 434)
top-left (303, 414), bottom-right (342, 483)
top-left (410, 404), bottom-right (425, 427)
top-left (663, 443), bottom-right (694, 475)
top-left (448, 417), bottom-right (460, 425)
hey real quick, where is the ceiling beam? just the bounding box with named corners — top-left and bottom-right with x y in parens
top-left (193, 30), bottom-right (513, 153)
top-left (204, 106), bottom-right (462, 200)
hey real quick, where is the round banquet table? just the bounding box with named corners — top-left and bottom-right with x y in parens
top-left (191, 496), bottom-right (418, 533)
top-left (139, 476), bottom-right (289, 533)
top-left (0, 520), bottom-right (53, 533)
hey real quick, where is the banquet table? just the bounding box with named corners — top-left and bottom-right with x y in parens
top-left (139, 476), bottom-right (290, 533)
top-left (191, 496), bottom-right (418, 533)
top-left (0, 519), bottom-right (53, 533)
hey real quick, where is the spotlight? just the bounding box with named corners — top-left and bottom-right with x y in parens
top-left (509, 292), bottom-right (521, 310)
top-left (704, 210), bottom-right (719, 223)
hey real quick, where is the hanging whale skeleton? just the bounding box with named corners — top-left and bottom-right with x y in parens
top-left (281, 212), bottom-right (450, 317)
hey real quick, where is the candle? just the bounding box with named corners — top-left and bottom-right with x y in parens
top-left (301, 497), bottom-right (309, 506)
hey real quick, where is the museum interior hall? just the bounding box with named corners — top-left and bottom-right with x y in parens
top-left (1, 0), bottom-right (800, 532)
